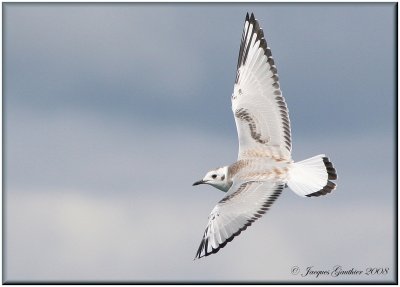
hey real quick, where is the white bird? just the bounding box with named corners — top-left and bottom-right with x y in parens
top-left (192, 13), bottom-right (338, 259)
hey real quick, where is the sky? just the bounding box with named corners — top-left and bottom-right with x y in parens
top-left (3, 3), bottom-right (396, 283)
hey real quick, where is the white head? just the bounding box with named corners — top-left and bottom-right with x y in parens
top-left (193, 166), bottom-right (232, 192)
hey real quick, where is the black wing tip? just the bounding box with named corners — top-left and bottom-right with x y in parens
top-left (236, 12), bottom-right (275, 82)
top-left (238, 12), bottom-right (274, 69)
top-left (250, 12), bottom-right (255, 22)
top-left (244, 12), bottom-right (258, 27)
top-left (194, 221), bottom-right (250, 260)
top-left (247, 12), bottom-right (260, 32)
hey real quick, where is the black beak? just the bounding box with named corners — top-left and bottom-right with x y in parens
top-left (193, 180), bottom-right (206, 186)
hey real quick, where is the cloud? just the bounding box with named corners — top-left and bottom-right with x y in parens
top-left (4, 3), bottom-right (395, 136)
top-left (4, 3), bottom-right (396, 283)
top-left (4, 112), bottom-right (395, 282)
top-left (5, 4), bottom-right (207, 96)
top-left (6, 107), bottom-right (394, 204)
top-left (5, 186), bottom-right (395, 282)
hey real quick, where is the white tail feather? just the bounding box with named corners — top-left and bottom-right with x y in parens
top-left (288, 154), bottom-right (337, 197)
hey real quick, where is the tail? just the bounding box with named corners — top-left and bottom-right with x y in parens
top-left (287, 154), bottom-right (337, 197)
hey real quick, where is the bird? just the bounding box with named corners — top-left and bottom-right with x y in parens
top-left (192, 13), bottom-right (338, 260)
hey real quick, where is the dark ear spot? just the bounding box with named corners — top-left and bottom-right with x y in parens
top-left (221, 175), bottom-right (225, 181)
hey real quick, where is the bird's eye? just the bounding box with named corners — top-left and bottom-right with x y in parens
top-left (212, 174), bottom-right (217, 179)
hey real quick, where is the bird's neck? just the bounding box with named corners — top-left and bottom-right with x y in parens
top-left (217, 166), bottom-right (232, 192)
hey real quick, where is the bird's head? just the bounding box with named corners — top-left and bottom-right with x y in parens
top-left (193, 166), bottom-right (232, 192)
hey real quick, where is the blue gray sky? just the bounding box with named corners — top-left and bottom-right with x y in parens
top-left (4, 3), bottom-right (396, 283)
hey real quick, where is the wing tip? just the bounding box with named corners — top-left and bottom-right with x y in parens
top-left (195, 224), bottom-right (248, 260)
top-left (250, 12), bottom-right (255, 22)
top-left (237, 12), bottom-right (275, 73)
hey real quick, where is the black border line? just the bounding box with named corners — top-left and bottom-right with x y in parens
top-left (2, 2), bottom-right (398, 285)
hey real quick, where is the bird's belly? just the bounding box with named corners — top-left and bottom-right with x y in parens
top-left (234, 159), bottom-right (291, 182)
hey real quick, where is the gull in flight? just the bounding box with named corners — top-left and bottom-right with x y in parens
top-left (193, 13), bottom-right (338, 259)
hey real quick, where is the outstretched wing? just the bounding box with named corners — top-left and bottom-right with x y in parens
top-left (194, 180), bottom-right (284, 259)
top-left (232, 13), bottom-right (292, 161)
